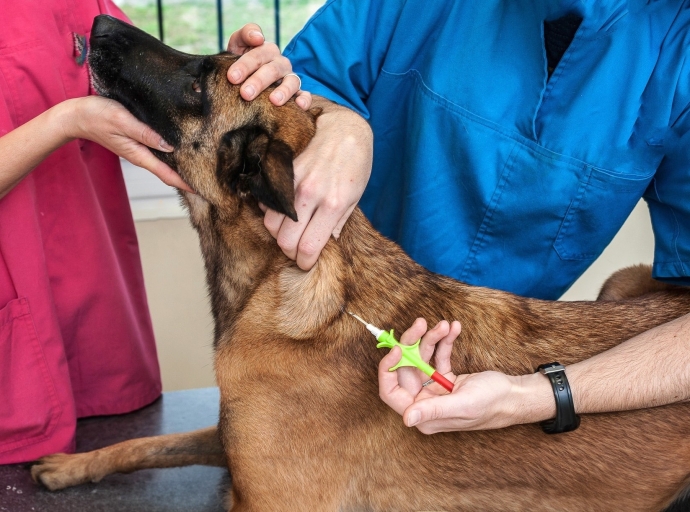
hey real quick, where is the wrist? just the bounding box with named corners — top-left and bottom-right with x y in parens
top-left (510, 372), bottom-right (558, 424)
top-left (49, 98), bottom-right (83, 142)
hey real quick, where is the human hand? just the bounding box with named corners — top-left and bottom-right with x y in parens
top-left (263, 100), bottom-right (373, 270)
top-left (378, 318), bottom-right (556, 434)
top-left (226, 23), bottom-right (311, 109)
top-left (62, 96), bottom-right (191, 191)
top-left (378, 318), bottom-right (460, 406)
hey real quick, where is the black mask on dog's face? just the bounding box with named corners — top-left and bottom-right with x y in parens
top-left (88, 15), bottom-right (206, 148)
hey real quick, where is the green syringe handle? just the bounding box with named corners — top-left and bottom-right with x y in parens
top-left (376, 329), bottom-right (435, 377)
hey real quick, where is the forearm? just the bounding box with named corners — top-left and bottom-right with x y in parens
top-left (515, 313), bottom-right (690, 423)
top-left (0, 100), bottom-right (75, 199)
top-left (311, 96), bottom-right (369, 127)
top-left (567, 312), bottom-right (690, 412)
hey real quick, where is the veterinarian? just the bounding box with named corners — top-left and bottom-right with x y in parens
top-left (237, 1), bottom-right (690, 434)
top-left (0, 1), bottom-right (298, 464)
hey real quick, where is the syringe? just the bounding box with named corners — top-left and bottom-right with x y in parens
top-left (348, 312), bottom-right (455, 393)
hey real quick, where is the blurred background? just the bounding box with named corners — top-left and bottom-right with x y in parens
top-left (113, 0), bottom-right (656, 392)
top-left (115, 0), bottom-right (322, 53)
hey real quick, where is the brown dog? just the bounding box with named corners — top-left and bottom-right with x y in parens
top-left (30, 15), bottom-right (690, 511)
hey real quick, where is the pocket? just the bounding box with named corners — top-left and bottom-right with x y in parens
top-left (0, 40), bottom-right (72, 127)
top-left (553, 167), bottom-right (653, 261)
top-left (364, 68), bottom-right (653, 298)
top-left (0, 298), bottom-right (63, 453)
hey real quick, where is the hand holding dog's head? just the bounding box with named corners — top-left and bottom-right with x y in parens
top-left (88, 15), bottom-right (318, 219)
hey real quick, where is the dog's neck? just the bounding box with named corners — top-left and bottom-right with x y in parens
top-left (183, 191), bottom-right (431, 345)
top-left (182, 193), bottom-right (274, 337)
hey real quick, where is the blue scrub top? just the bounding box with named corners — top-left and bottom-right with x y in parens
top-left (285, 0), bottom-right (690, 299)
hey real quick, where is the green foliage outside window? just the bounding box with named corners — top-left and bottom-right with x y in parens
top-left (113, 0), bottom-right (323, 54)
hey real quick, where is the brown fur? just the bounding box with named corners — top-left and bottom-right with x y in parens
top-left (598, 263), bottom-right (684, 301)
top-left (31, 18), bottom-right (690, 511)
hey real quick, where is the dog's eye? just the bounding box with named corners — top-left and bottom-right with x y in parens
top-left (192, 79), bottom-right (201, 93)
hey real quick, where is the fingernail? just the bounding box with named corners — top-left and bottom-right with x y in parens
top-left (296, 97), bottom-right (307, 109)
top-left (248, 30), bottom-right (265, 42)
top-left (229, 69), bottom-right (241, 83)
top-left (272, 90), bottom-right (284, 103)
top-left (244, 85), bottom-right (256, 99)
top-left (159, 139), bottom-right (174, 152)
top-left (407, 411), bottom-right (421, 427)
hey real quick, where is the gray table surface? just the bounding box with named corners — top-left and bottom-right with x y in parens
top-left (0, 387), bottom-right (227, 512)
top-left (1, 387), bottom-right (688, 511)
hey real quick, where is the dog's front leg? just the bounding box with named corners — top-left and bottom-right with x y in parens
top-left (31, 426), bottom-right (225, 491)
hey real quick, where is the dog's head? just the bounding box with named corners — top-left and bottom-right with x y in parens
top-left (88, 15), bottom-right (319, 220)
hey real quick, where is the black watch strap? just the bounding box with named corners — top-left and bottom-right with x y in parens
top-left (536, 362), bottom-right (580, 434)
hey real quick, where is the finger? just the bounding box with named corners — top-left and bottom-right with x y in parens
top-left (263, 208), bottom-right (286, 239)
top-left (120, 114), bottom-right (173, 152)
top-left (331, 203), bottom-right (356, 239)
top-left (227, 23), bottom-right (264, 56)
top-left (294, 90), bottom-right (313, 111)
top-left (416, 379), bottom-right (453, 398)
top-left (152, 165), bottom-right (193, 192)
top-left (276, 200), bottom-right (314, 260)
top-left (396, 364), bottom-right (424, 395)
top-left (238, 49), bottom-right (292, 101)
top-left (395, 319), bottom-right (437, 388)
top-left (399, 318), bottom-right (428, 346)
top-left (418, 320), bottom-right (451, 362)
top-left (433, 320), bottom-right (461, 375)
top-left (269, 73), bottom-right (303, 106)
top-left (123, 146), bottom-right (192, 192)
top-left (294, 197), bottom-right (347, 270)
top-left (378, 347), bottom-right (414, 415)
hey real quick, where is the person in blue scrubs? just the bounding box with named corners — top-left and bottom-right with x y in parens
top-left (247, 0), bottom-right (690, 434)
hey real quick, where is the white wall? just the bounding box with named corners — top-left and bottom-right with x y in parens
top-left (560, 201), bottom-right (654, 301)
top-left (135, 218), bottom-right (216, 391)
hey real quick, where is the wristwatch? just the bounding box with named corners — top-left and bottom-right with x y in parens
top-left (536, 362), bottom-right (580, 434)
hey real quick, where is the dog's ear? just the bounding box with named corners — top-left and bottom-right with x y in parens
top-left (217, 126), bottom-right (298, 221)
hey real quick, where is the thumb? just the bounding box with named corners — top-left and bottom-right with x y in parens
top-left (379, 346), bottom-right (403, 377)
top-left (403, 397), bottom-right (450, 428)
top-left (331, 204), bottom-right (356, 240)
top-left (227, 23), bottom-right (265, 54)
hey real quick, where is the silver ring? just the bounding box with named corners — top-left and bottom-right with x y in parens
top-left (422, 379), bottom-right (434, 387)
top-left (284, 72), bottom-right (301, 90)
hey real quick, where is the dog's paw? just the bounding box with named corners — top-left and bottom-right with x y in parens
top-left (30, 453), bottom-right (103, 491)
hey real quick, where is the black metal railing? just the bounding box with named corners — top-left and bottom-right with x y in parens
top-left (153, 0), bottom-right (284, 52)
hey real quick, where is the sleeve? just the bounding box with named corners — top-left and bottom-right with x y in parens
top-left (282, 0), bottom-right (406, 119)
top-left (644, 103), bottom-right (690, 286)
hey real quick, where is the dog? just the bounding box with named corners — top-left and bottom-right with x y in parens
top-left (30, 15), bottom-right (690, 511)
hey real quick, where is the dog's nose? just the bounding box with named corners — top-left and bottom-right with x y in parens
top-left (91, 14), bottom-right (128, 39)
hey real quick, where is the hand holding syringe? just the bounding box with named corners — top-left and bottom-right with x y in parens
top-left (348, 312), bottom-right (456, 392)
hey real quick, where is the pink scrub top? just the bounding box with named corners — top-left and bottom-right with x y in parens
top-left (0, 0), bottom-right (162, 464)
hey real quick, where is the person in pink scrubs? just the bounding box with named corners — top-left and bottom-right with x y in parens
top-left (0, 0), bottom-right (303, 464)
